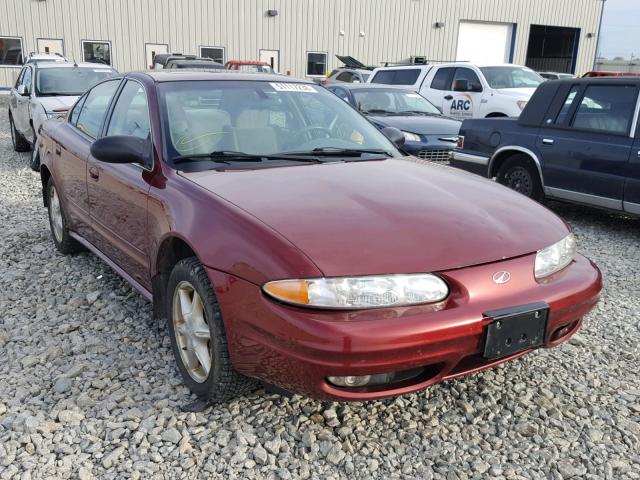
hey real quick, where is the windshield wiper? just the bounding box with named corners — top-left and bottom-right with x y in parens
top-left (172, 150), bottom-right (322, 165)
top-left (362, 108), bottom-right (395, 115)
top-left (280, 147), bottom-right (393, 158)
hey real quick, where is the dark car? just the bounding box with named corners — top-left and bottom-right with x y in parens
top-left (166, 59), bottom-right (224, 70)
top-left (450, 77), bottom-right (640, 215)
top-left (38, 71), bottom-right (600, 402)
top-left (327, 84), bottom-right (461, 162)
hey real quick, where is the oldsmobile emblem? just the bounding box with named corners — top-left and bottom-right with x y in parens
top-left (492, 271), bottom-right (511, 284)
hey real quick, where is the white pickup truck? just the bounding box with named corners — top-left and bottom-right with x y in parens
top-left (367, 63), bottom-right (545, 119)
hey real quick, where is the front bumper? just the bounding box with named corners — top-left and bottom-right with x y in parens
top-left (207, 253), bottom-right (601, 401)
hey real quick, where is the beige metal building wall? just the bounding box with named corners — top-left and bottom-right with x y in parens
top-left (1, 0), bottom-right (603, 87)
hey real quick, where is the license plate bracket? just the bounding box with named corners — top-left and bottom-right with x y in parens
top-left (483, 302), bottom-right (549, 360)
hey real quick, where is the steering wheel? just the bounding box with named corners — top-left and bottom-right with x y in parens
top-left (294, 126), bottom-right (332, 143)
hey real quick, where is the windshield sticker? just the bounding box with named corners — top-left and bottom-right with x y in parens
top-left (270, 83), bottom-right (317, 93)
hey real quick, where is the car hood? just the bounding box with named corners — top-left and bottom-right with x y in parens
top-left (181, 159), bottom-right (569, 277)
top-left (36, 96), bottom-right (79, 112)
top-left (368, 114), bottom-right (461, 136)
top-left (492, 88), bottom-right (537, 99)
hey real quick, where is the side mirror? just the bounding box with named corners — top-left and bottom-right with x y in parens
top-left (470, 83), bottom-right (483, 92)
top-left (90, 135), bottom-right (150, 165)
top-left (17, 85), bottom-right (29, 96)
top-left (452, 79), bottom-right (469, 92)
top-left (381, 126), bottom-right (406, 148)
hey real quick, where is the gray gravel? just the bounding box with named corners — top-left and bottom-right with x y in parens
top-left (0, 106), bottom-right (639, 479)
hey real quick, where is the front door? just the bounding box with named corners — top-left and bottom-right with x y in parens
top-left (145, 43), bottom-right (168, 69)
top-left (442, 67), bottom-right (483, 119)
top-left (12, 66), bottom-right (32, 134)
top-left (87, 79), bottom-right (153, 289)
top-left (37, 38), bottom-right (64, 57)
top-left (260, 49), bottom-right (280, 73)
top-left (538, 83), bottom-right (638, 210)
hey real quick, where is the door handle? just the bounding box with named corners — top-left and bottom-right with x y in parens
top-left (444, 95), bottom-right (453, 100)
top-left (542, 138), bottom-right (555, 145)
top-left (89, 166), bottom-right (100, 180)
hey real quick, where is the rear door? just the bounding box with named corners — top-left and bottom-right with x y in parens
top-left (422, 66), bottom-right (454, 110)
top-left (87, 79), bottom-right (153, 288)
top-left (624, 115), bottom-right (640, 215)
top-left (537, 83), bottom-right (638, 210)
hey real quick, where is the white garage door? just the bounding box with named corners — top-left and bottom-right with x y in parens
top-left (456, 21), bottom-right (514, 64)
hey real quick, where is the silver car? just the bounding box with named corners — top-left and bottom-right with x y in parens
top-left (8, 61), bottom-right (116, 169)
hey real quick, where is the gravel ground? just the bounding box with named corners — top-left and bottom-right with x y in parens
top-left (0, 107), bottom-right (639, 480)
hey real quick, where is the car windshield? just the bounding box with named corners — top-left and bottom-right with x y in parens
top-left (480, 66), bottom-right (544, 89)
top-left (36, 67), bottom-right (116, 96)
top-left (352, 89), bottom-right (441, 115)
top-left (158, 80), bottom-right (397, 165)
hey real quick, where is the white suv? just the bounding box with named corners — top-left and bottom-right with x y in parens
top-left (368, 63), bottom-right (544, 119)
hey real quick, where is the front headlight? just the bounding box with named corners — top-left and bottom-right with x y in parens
top-left (535, 234), bottom-right (576, 279)
top-left (263, 274), bottom-right (449, 309)
top-left (517, 100), bottom-right (528, 111)
top-left (402, 131), bottom-right (421, 142)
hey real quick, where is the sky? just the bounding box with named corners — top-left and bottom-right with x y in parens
top-left (598, 0), bottom-right (640, 59)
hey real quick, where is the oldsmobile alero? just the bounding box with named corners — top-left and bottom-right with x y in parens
top-left (37, 71), bottom-right (602, 402)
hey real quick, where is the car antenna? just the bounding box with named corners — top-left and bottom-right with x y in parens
top-left (72, 56), bottom-right (78, 67)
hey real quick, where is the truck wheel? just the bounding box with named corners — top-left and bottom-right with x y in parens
top-left (47, 177), bottom-right (82, 254)
top-left (9, 115), bottom-right (31, 152)
top-left (166, 257), bottom-right (256, 403)
top-left (496, 155), bottom-right (544, 202)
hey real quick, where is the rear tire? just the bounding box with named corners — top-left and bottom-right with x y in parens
top-left (9, 115), bottom-right (31, 152)
top-left (496, 154), bottom-right (544, 202)
top-left (166, 257), bottom-right (256, 403)
top-left (47, 177), bottom-right (82, 254)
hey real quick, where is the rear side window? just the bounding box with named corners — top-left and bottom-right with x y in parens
top-left (570, 85), bottom-right (638, 135)
top-left (431, 67), bottom-right (454, 90)
top-left (336, 71), bottom-right (354, 82)
top-left (371, 69), bottom-right (420, 85)
top-left (75, 79), bottom-right (121, 139)
top-left (554, 86), bottom-right (579, 125)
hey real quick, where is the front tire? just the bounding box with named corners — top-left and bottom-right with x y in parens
top-left (496, 155), bottom-right (544, 202)
top-left (47, 177), bottom-right (82, 254)
top-left (9, 115), bottom-right (31, 152)
top-left (166, 257), bottom-right (255, 402)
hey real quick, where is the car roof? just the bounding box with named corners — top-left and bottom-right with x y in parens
top-left (329, 83), bottom-right (414, 92)
top-left (132, 70), bottom-right (311, 83)
top-left (33, 61), bottom-right (115, 70)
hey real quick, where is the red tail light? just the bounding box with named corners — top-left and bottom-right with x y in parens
top-left (456, 136), bottom-right (464, 149)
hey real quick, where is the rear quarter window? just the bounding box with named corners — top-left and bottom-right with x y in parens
top-left (371, 69), bottom-right (421, 85)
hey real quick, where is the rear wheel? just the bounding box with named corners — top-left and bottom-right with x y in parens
top-left (9, 115), bottom-right (30, 152)
top-left (496, 155), bottom-right (544, 202)
top-left (47, 177), bottom-right (82, 254)
top-left (166, 257), bottom-right (255, 402)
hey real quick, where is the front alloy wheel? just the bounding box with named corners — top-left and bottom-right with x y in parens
top-left (172, 281), bottom-right (212, 383)
top-left (46, 178), bottom-right (82, 254)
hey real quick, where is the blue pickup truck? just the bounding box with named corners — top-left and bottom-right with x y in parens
top-left (450, 77), bottom-right (640, 216)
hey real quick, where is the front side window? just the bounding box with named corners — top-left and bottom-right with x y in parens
top-left (352, 89), bottom-right (440, 115)
top-left (0, 37), bottom-right (23, 66)
top-left (36, 67), bottom-right (115, 96)
top-left (370, 69), bottom-right (421, 86)
top-left (82, 41), bottom-right (112, 65)
top-left (158, 80), bottom-right (396, 162)
top-left (106, 80), bottom-right (150, 141)
top-left (306, 52), bottom-right (327, 77)
top-left (480, 66), bottom-right (543, 89)
top-left (21, 67), bottom-right (33, 93)
top-left (75, 80), bottom-right (120, 138)
top-left (200, 46), bottom-right (224, 64)
top-left (571, 85), bottom-right (638, 135)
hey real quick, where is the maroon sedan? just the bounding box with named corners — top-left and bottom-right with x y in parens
top-left (38, 71), bottom-right (601, 402)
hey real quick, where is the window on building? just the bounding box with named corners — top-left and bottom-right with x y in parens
top-left (306, 52), bottom-right (327, 77)
top-left (82, 40), bottom-right (112, 65)
top-left (570, 85), bottom-right (638, 135)
top-left (200, 46), bottom-right (225, 64)
top-left (0, 37), bottom-right (24, 66)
